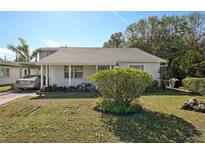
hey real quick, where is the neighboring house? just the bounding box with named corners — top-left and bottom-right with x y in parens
top-left (0, 60), bottom-right (19, 86)
top-left (36, 47), bottom-right (166, 88)
top-left (19, 62), bottom-right (40, 78)
top-left (0, 60), bottom-right (39, 86)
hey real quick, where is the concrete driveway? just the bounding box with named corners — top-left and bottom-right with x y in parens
top-left (0, 90), bottom-right (36, 106)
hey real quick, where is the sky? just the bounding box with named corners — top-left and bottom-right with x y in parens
top-left (0, 11), bottom-right (204, 60)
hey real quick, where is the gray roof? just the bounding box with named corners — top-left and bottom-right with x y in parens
top-left (0, 60), bottom-right (19, 67)
top-left (37, 47), bottom-right (61, 52)
top-left (37, 47), bottom-right (166, 65)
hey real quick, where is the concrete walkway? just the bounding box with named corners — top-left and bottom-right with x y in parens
top-left (0, 90), bottom-right (36, 106)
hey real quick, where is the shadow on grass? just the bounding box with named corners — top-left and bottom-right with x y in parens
top-left (144, 88), bottom-right (197, 96)
top-left (31, 92), bottom-right (99, 99)
top-left (102, 109), bottom-right (202, 143)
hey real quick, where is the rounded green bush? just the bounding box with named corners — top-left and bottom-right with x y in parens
top-left (93, 98), bottom-right (143, 115)
top-left (89, 68), bottom-right (152, 114)
top-left (182, 77), bottom-right (205, 95)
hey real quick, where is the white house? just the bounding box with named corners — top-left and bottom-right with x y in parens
top-left (36, 47), bottom-right (166, 88)
top-left (0, 60), bottom-right (19, 86)
top-left (0, 60), bottom-right (39, 86)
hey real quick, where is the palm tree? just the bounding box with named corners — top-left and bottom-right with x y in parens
top-left (7, 37), bottom-right (38, 75)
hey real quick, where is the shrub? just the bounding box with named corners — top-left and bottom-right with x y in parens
top-left (182, 77), bottom-right (205, 95)
top-left (89, 68), bottom-right (152, 114)
top-left (93, 98), bottom-right (142, 115)
top-left (146, 80), bottom-right (160, 91)
top-left (42, 84), bottom-right (97, 92)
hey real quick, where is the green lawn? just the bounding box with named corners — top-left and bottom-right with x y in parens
top-left (0, 90), bottom-right (205, 143)
top-left (0, 85), bottom-right (11, 93)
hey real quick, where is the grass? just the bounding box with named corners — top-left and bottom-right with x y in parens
top-left (0, 90), bottom-right (205, 143)
top-left (0, 85), bottom-right (11, 93)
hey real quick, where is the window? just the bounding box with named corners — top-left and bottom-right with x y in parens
top-left (24, 69), bottom-right (27, 76)
top-left (0, 68), bottom-right (9, 78)
top-left (64, 66), bottom-right (84, 79)
top-left (72, 66), bottom-right (83, 79)
top-left (0, 68), bottom-right (3, 78)
top-left (129, 65), bottom-right (144, 70)
top-left (64, 66), bottom-right (69, 78)
top-left (4, 68), bottom-right (9, 77)
top-left (98, 65), bottom-right (110, 71)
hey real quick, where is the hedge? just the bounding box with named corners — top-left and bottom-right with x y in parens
top-left (182, 77), bottom-right (205, 95)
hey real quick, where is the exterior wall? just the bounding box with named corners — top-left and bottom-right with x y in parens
top-left (118, 62), bottom-right (160, 82)
top-left (49, 65), bottom-right (96, 86)
top-left (48, 63), bottom-right (160, 86)
top-left (0, 66), bottom-right (19, 85)
top-left (21, 68), bottom-right (39, 77)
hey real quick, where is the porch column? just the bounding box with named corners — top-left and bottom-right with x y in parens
top-left (48, 65), bottom-right (50, 85)
top-left (46, 65), bottom-right (48, 87)
top-left (109, 65), bottom-right (112, 70)
top-left (68, 65), bottom-right (71, 86)
top-left (96, 65), bottom-right (98, 72)
top-left (40, 65), bottom-right (43, 89)
top-left (19, 64), bottom-right (22, 78)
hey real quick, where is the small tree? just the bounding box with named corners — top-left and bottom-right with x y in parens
top-left (89, 68), bottom-right (153, 107)
top-left (7, 37), bottom-right (39, 75)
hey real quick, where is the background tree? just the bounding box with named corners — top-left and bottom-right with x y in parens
top-left (103, 13), bottom-right (205, 79)
top-left (7, 37), bottom-right (38, 75)
top-left (179, 50), bottom-right (203, 76)
top-left (103, 32), bottom-right (125, 48)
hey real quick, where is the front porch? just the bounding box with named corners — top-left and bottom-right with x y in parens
top-left (39, 64), bottom-right (114, 89)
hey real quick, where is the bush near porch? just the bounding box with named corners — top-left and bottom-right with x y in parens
top-left (41, 83), bottom-right (97, 93)
top-left (89, 68), bottom-right (153, 114)
top-left (182, 77), bottom-right (205, 96)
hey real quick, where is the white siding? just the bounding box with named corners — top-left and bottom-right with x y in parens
top-left (48, 63), bottom-right (160, 86)
top-left (49, 65), bottom-right (96, 86)
top-left (0, 66), bottom-right (19, 85)
top-left (118, 62), bottom-right (160, 82)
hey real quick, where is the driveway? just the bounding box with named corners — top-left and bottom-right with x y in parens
top-left (0, 90), bottom-right (36, 106)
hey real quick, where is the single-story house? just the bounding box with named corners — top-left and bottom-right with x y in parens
top-left (0, 60), bottom-right (40, 86)
top-left (0, 60), bottom-right (19, 86)
top-left (36, 47), bottom-right (166, 88)
top-left (18, 62), bottom-right (40, 78)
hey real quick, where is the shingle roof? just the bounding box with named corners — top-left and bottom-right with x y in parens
top-left (0, 60), bottom-right (19, 67)
top-left (37, 47), bottom-right (61, 52)
top-left (37, 47), bottom-right (166, 65)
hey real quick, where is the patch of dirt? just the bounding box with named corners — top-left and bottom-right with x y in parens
top-left (24, 106), bottom-right (42, 116)
top-left (11, 106), bottom-right (42, 117)
top-left (11, 105), bottom-right (32, 117)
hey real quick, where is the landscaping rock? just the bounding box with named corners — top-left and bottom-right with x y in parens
top-left (180, 98), bottom-right (205, 113)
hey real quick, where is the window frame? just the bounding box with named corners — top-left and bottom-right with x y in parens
top-left (64, 66), bottom-right (70, 79)
top-left (64, 65), bottom-right (84, 79)
top-left (0, 68), bottom-right (4, 78)
top-left (128, 64), bottom-right (144, 70)
top-left (4, 68), bottom-right (9, 77)
top-left (97, 65), bottom-right (110, 71)
top-left (24, 69), bottom-right (28, 76)
top-left (0, 68), bottom-right (10, 78)
top-left (72, 65), bottom-right (84, 79)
